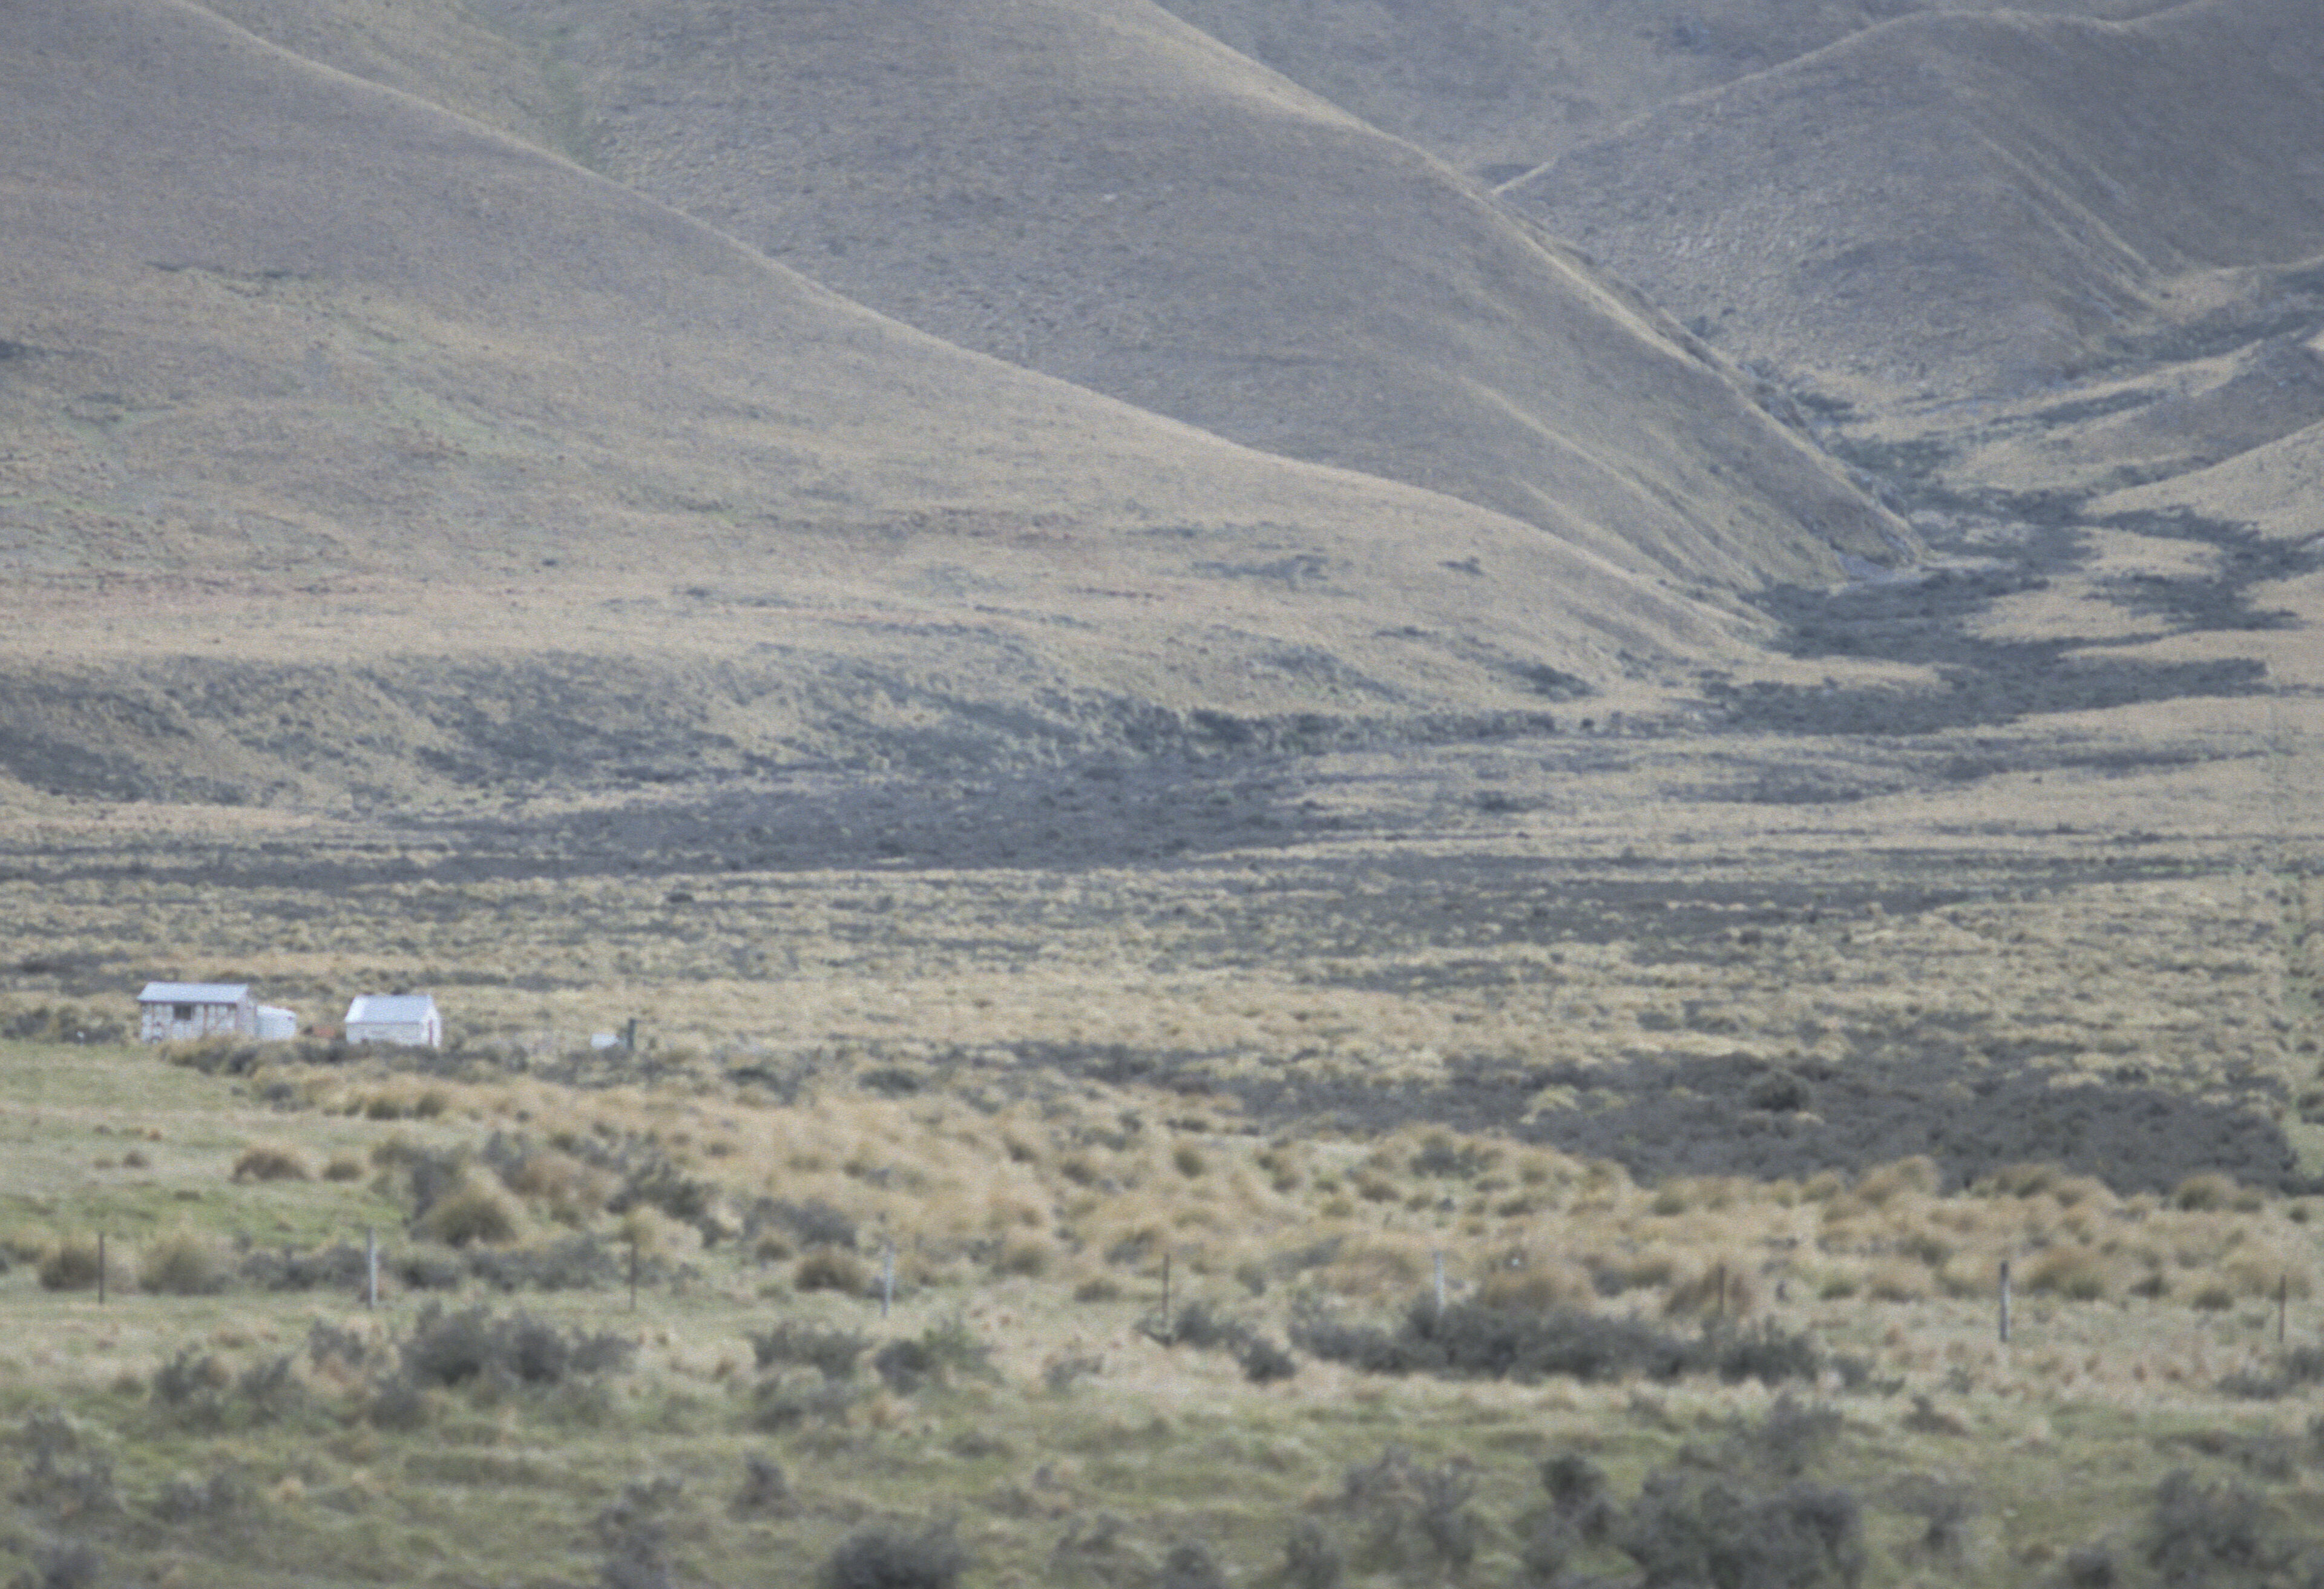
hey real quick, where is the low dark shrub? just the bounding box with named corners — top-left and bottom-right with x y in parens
top-left (398, 1302), bottom-right (634, 1390)
top-left (307, 1320), bottom-right (372, 1372)
top-left (150, 1348), bottom-right (229, 1421)
top-left (1540, 1452), bottom-right (1618, 1544)
top-left (734, 1453), bottom-right (789, 1515)
top-left (153, 1469), bottom-right (243, 1524)
top-left (399, 1304), bottom-right (497, 1387)
top-left (1148, 1300), bottom-right (1297, 1383)
top-left (1298, 1298), bottom-right (1820, 1386)
top-left (1707, 1322), bottom-right (1827, 1387)
top-left (468, 1232), bottom-right (622, 1291)
top-left (235, 1354), bottom-right (304, 1420)
top-left (2063, 1545), bottom-right (2117, 1588)
top-left (1239, 1336), bottom-right (1299, 1384)
top-left (18, 1413), bottom-right (118, 1521)
top-left (392, 1247), bottom-right (468, 1291)
top-left (1158, 1542), bottom-right (1228, 1589)
top-left (13, 1539), bottom-right (102, 1589)
top-left (1617, 1473), bottom-right (1863, 1589)
top-left (595, 1475), bottom-right (683, 1589)
top-left (365, 1377), bottom-right (430, 1432)
top-left (2145, 1470), bottom-right (2276, 1587)
top-left (1730, 1395), bottom-right (1842, 1478)
top-left (750, 1323), bottom-right (868, 1382)
top-left (872, 1338), bottom-right (936, 1396)
top-left (872, 1318), bottom-right (994, 1395)
top-left (2218, 1344), bottom-right (2324, 1401)
top-left (1280, 1520), bottom-right (1342, 1589)
top-left (822, 1522), bottom-right (970, 1589)
top-left (1339, 1448), bottom-right (1481, 1574)
top-left (750, 1378), bottom-right (858, 1431)
top-left (241, 1240), bottom-right (367, 1292)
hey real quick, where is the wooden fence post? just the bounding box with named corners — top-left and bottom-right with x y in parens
top-left (366, 1226), bottom-right (379, 1310)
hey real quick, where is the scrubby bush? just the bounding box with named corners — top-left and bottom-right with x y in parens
top-left (2144, 1470), bottom-right (2280, 1586)
top-left (1295, 1298), bottom-right (1822, 1387)
top-left (733, 1453), bottom-right (789, 1515)
top-left (821, 1522), bottom-right (968, 1589)
top-left (871, 1318), bottom-right (993, 1395)
top-left (750, 1323), bottom-right (867, 1382)
top-left (1338, 1447), bottom-right (1481, 1576)
top-left (397, 1301), bottom-right (634, 1390)
top-left (12, 1537), bottom-right (103, 1589)
top-left (1617, 1473), bottom-right (1863, 1589)
top-left (1280, 1520), bottom-right (1342, 1589)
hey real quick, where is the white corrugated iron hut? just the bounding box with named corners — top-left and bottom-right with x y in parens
top-left (139, 982), bottom-right (254, 1042)
top-left (255, 1005), bottom-right (299, 1041)
top-left (345, 993), bottom-right (441, 1048)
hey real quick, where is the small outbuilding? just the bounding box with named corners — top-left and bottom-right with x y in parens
top-left (344, 993), bottom-right (442, 1049)
top-left (139, 982), bottom-right (254, 1042)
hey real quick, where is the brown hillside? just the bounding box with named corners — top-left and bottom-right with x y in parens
top-left (464, 0), bottom-right (1909, 592)
top-left (1508, 0), bottom-right (2324, 406)
top-left (0, 0), bottom-right (1756, 802)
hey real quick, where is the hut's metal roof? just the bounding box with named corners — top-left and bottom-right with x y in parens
top-left (346, 994), bottom-right (438, 1024)
top-left (138, 982), bottom-right (249, 1004)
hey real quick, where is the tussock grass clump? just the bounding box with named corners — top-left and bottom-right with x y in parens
top-left (795, 1246), bottom-right (870, 1295)
top-left (231, 1141), bottom-right (312, 1182)
top-left (418, 1178), bottom-right (527, 1247)
top-left (138, 1229), bottom-right (232, 1295)
top-left (2025, 1245), bottom-right (2115, 1301)
top-left (37, 1237), bottom-right (130, 1294)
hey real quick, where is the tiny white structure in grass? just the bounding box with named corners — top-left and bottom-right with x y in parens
top-left (345, 993), bottom-right (442, 1048)
top-left (255, 1005), bottom-right (300, 1041)
top-left (139, 982), bottom-right (254, 1042)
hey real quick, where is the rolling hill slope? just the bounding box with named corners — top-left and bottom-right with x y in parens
top-left (1508, 0), bottom-right (2324, 407)
top-left (461, 0), bottom-right (1909, 593)
top-left (0, 0), bottom-right (1776, 804)
top-left (1146, 0), bottom-right (2183, 178)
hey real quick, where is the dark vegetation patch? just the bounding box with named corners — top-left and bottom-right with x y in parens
top-left (1218, 1044), bottom-right (2304, 1197)
top-left (1292, 1297), bottom-right (1825, 1386)
top-left (2097, 508), bottom-right (2323, 633)
top-left (1710, 483), bottom-right (2298, 736)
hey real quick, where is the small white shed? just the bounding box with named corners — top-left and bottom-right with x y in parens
top-left (345, 993), bottom-right (442, 1048)
top-left (255, 1005), bottom-right (300, 1041)
top-left (139, 982), bottom-right (254, 1042)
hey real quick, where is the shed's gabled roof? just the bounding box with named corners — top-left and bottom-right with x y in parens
top-left (346, 994), bottom-right (438, 1024)
top-left (139, 982), bottom-right (249, 1004)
